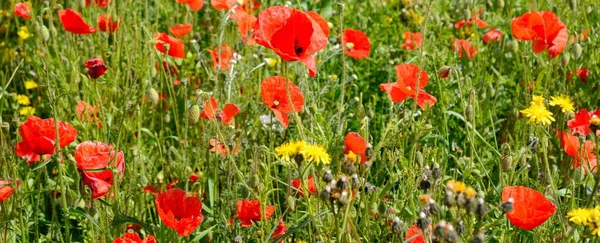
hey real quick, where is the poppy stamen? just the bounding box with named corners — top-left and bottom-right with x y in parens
top-left (293, 39), bottom-right (303, 55)
top-left (345, 42), bottom-right (355, 50)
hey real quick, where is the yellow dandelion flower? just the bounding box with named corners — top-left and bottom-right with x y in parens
top-left (275, 141), bottom-right (306, 162)
top-left (549, 95), bottom-right (575, 113)
top-left (17, 26), bottom-right (32, 40)
top-left (300, 144), bottom-right (331, 165)
top-left (346, 151), bottom-right (358, 163)
top-left (567, 208), bottom-right (594, 225)
top-left (463, 187), bottom-right (477, 199)
top-left (447, 180), bottom-right (467, 193)
top-left (16, 94), bottom-right (30, 105)
top-left (19, 106), bottom-right (35, 116)
top-left (521, 96), bottom-right (555, 125)
top-left (24, 80), bottom-right (38, 89)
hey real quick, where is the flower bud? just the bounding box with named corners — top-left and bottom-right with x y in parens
top-left (187, 104), bottom-right (200, 124)
top-left (501, 197), bottom-right (514, 213)
top-left (437, 65), bottom-right (452, 78)
top-left (508, 39), bottom-right (519, 53)
top-left (561, 53), bottom-right (571, 66)
top-left (147, 87), bottom-right (159, 106)
top-left (319, 185), bottom-right (332, 201)
top-left (573, 43), bottom-right (583, 59)
top-left (322, 169), bottom-right (333, 183)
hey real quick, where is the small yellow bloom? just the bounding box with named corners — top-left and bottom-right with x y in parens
top-left (346, 151), bottom-right (358, 163)
top-left (17, 26), bottom-right (32, 40)
top-left (16, 94), bottom-right (30, 105)
top-left (521, 95), bottom-right (555, 125)
top-left (264, 58), bottom-right (277, 67)
top-left (567, 208), bottom-right (594, 225)
top-left (300, 144), bottom-right (331, 165)
top-left (463, 187), bottom-right (477, 199)
top-left (19, 106), bottom-right (35, 116)
top-left (24, 80), bottom-right (38, 89)
top-left (275, 141), bottom-right (306, 162)
top-left (549, 94), bottom-right (575, 113)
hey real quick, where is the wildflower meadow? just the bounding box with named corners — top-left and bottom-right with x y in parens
top-left (1, 0), bottom-right (600, 242)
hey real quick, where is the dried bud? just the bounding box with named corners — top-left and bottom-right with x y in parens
top-left (470, 232), bottom-right (485, 243)
top-left (338, 191), bottom-right (350, 205)
top-left (475, 198), bottom-right (489, 218)
top-left (419, 178), bottom-right (431, 191)
top-left (391, 217), bottom-right (404, 233)
top-left (336, 176), bottom-right (348, 191)
top-left (416, 212), bottom-right (430, 231)
top-left (501, 197), bottom-right (514, 213)
top-left (319, 185), bottom-right (332, 201)
top-left (322, 169), bottom-right (333, 183)
top-left (432, 164), bottom-right (442, 179)
top-left (351, 174), bottom-right (359, 188)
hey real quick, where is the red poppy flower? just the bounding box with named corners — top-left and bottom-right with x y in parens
top-left (155, 189), bottom-right (204, 236)
top-left (568, 109), bottom-right (591, 136)
top-left (15, 141), bottom-right (42, 164)
top-left (454, 9), bottom-right (488, 29)
top-left (200, 97), bottom-right (240, 125)
top-left (211, 0), bottom-right (237, 10)
top-left (189, 173), bottom-right (199, 182)
top-left (401, 31), bottom-right (422, 51)
top-left (236, 199), bottom-right (276, 227)
top-left (502, 186), bottom-right (556, 230)
top-left (291, 176), bottom-right (317, 197)
top-left (169, 24), bottom-right (193, 37)
top-left (86, 0), bottom-right (110, 8)
top-left (58, 8), bottom-right (97, 34)
top-left (75, 141), bottom-right (125, 199)
top-left (76, 101), bottom-right (102, 128)
top-left (112, 231), bottom-right (156, 243)
top-left (452, 39), bottom-right (477, 59)
top-left (344, 132), bottom-right (368, 164)
top-left (85, 58), bottom-right (108, 79)
top-left (254, 6), bottom-right (329, 77)
top-left (380, 64), bottom-right (437, 110)
top-left (18, 116), bottom-right (77, 155)
top-left (405, 224), bottom-right (425, 243)
top-left (260, 76), bottom-right (305, 128)
top-left (482, 28), bottom-right (503, 44)
top-left (97, 14), bottom-right (119, 33)
top-left (234, 11), bottom-right (257, 45)
top-left (272, 220), bottom-right (287, 241)
top-left (176, 0), bottom-right (204, 11)
top-left (13, 3), bottom-right (31, 19)
top-left (558, 131), bottom-right (597, 173)
top-left (575, 68), bottom-right (590, 83)
top-left (154, 33), bottom-right (185, 59)
top-left (209, 44), bottom-right (234, 70)
top-left (0, 179), bottom-right (15, 203)
top-left (343, 29), bottom-right (370, 59)
top-left (512, 11), bottom-right (567, 58)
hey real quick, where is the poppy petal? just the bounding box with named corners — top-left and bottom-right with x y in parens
top-left (221, 104), bottom-right (240, 124)
top-left (380, 82), bottom-right (409, 103)
top-left (502, 186), bottom-right (556, 230)
top-left (169, 24), bottom-right (193, 37)
top-left (58, 9), bottom-right (97, 34)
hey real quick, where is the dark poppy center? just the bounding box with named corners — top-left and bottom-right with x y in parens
top-left (294, 39), bottom-right (303, 56)
top-left (271, 100), bottom-right (280, 109)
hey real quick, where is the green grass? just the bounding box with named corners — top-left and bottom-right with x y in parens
top-left (1, 0), bottom-right (600, 242)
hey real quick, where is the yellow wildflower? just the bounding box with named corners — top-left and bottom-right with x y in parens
top-left (24, 80), bottom-right (38, 89)
top-left (463, 187), bottom-right (477, 199)
top-left (549, 94), bottom-right (575, 113)
top-left (346, 151), bottom-right (358, 163)
top-left (567, 208), bottom-right (594, 225)
top-left (520, 96), bottom-right (555, 125)
top-left (275, 141), bottom-right (306, 162)
top-left (17, 26), bottom-right (32, 40)
top-left (16, 95), bottom-right (30, 105)
top-left (300, 144), bottom-right (331, 165)
top-left (19, 106), bottom-right (35, 116)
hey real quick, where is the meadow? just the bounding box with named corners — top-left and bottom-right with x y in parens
top-left (1, 0), bottom-right (600, 242)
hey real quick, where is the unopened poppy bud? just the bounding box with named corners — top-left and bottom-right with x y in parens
top-left (501, 197), bottom-right (514, 213)
top-left (187, 104), bottom-right (200, 124)
top-left (416, 151), bottom-right (424, 165)
top-left (163, 112), bottom-right (171, 123)
top-left (501, 153), bottom-right (513, 171)
top-left (39, 24), bottom-right (50, 42)
top-left (573, 43), bottom-right (583, 59)
top-left (233, 236), bottom-right (242, 242)
top-left (437, 65), bottom-right (452, 78)
top-left (465, 104), bottom-right (474, 122)
top-left (508, 39), bottom-right (519, 53)
top-left (569, 0), bottom-right (577, 10)
top-left (286, 195), bottom-right (296, 211)
top-left (147, 87), bottom-right (159, 106)
top-left (497, 0), bottom-right (504, 8)
top-left (561, 53), bottom-right (570, 66)
top-left (322, 169), bottom-right (333, 183)
top-left (463, 9), bottom-right (471, 21)
top-left (351, 74), bottom-right (358, 80)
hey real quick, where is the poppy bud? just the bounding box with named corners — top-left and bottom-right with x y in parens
top-left (561, 53), bottom-right (570, 66)
top-left (322, 169), bottom-right (333, 183)
top-left (147, 87), bottom-right (159, 106)
top-left (497, 0), bottom-right (504, 8)
top-left (573, 43), bottom-right (583, 59)
top-left (187, 104), bottom-right (200, 124)
top-left (463, 9), bottom-right (471, 21)
top-left (163, 112), bottom-right (171, 123)
top-left (571, 0), bottom-right (578, 11)
top-left (38, 24), bottom-right (50, 42)
top-left (233, 236), bottom-right (242, 242)
top-left (286, 195), bottom-right (296, 211)
top-left (437, 65), bottom-right (452, 78)
top-left (465, 104), bottom-right (474, 122)
top-left (416, 151), bottom-right (424, 165)
top-left (501, 153), bottom-right (513, 171)
top-left (500, 197), bottom-right (514, 213)
top-left (508, 39), bottom-right (519, 53)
